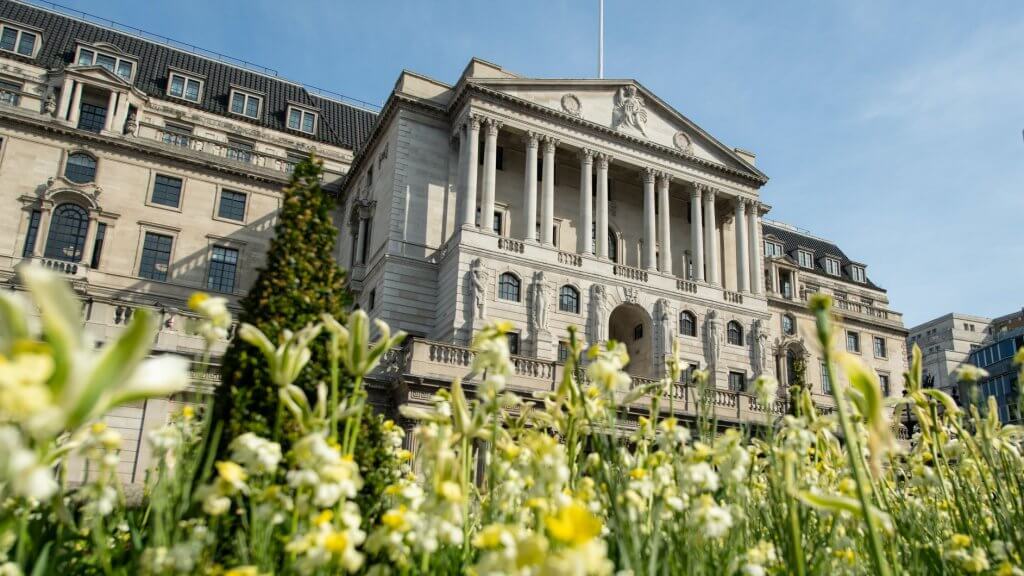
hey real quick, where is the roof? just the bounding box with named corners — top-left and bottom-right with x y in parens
top-left (0, 0), bottom-right (376, 149)
top-left (761, 220), bottom-right (883, 291)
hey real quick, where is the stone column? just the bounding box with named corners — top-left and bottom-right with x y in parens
top-left (57, 78), bottom-right (74, 120)
top-left (80, 214), bottom-right (99, 266)
top-left (67, 81), bottom-right (84, 127)
top-left (690, 186), bottom-right (704, 281)
top-left (355, 217), bottom-right (368, 264)
top-left (641, 167), bottom-right (656, 270)
top-left (33, 205), bottom-right (52, 258)
top-left (595, 154), bottom-right (610, 259)
top-left (480, 118), bottom-right (501, 233)
top-left (540, 137), bottom-right (558, 246)
top-left (748, 202), bottom-right (764, 295)
top-left (459, 116), bottom-right (481, 228)
top-left (735, 199), bottom-right (749, 292)
top-left (103, 91), bottom-right (118, 132)
top-left (657, 172), bottom-right (672, 274)
top-left (522, 132), bottom-right (539, 241)
top-left (577, 149), bottom-right (593, 254)
top-left (701, 185), bottom-right (720, 285)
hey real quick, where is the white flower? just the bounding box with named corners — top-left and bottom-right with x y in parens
top-left (752, 375), bottom-right (779, 407)
top-left (230, 432), bottom-right (282, 475)
top-left (188, 293), bottom-right (232, 343)
top-left (683, 462), bottom-right (720, 493)
top-left (694, 496), bottom-right (733, 539)
top-left (203, 495), bottom-right (231, 516)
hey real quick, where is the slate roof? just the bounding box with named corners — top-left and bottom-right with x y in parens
top-left (0, 0), bottom-right (376, 149)
top-left (761, 221), bottom-right (883, 291)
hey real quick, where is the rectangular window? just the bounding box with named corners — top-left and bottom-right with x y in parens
top-left (22, 209), bottom-right (41, 257)
top-left (162, 122), bottom-right (192, 148)
top-left (879, 374), bottom-right (890, 397)
top-left (0, 25), bottom-right (38, 57)
top-left (822, 362), bottom-right (832, 394)
top-left (825, 258), bottom-right (841, 276)
top-left (846, 331), bottom-right (860, 353)
top-left (764, 241), bottom-right (783, 258)
top-left (167, 71), bottom-right (203, 103)
top-left (0, 79), bottom-right (21, 106)
top-left (77, 103), bottom-right (107, 133)
top-left (851, 266), bottom-right (866, 283)
top-left (226, 139), bottom-right (254, 163)
top-left (76, 46), bottom-right (135, 81)
top-left (207, 246), bottom-right (239, 293)
top-left (506, 332), bottom-right (520, 356)
top-left (873, 336), bottom-right (887, 358)
top-left (230, 89), bottom-right (262, 119)
top-left (797, 250), bottom-right (813, 268)
top-left (151, 175), bottom-right (183, 208)
top-left (89, 222), bottom-right (106, 269)
top-left (558, 341), bottom-right (570, 363)
top-left (728, 371), bottom-right (746, 392)
top-left (287, 106), bottom-right (318, 134)
top-left (218, 189), bottom-right (247, 221)
top-left (139, 232), bottom-right (173, 281)
top-left (285, 152), bottom-right (306, 174)
top-left (368, 289), bottom-right (376, 310)
top-left (492, 211), bottom-right (503, 235)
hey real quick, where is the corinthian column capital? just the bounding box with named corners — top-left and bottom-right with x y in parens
top-left (578, 148), bottom-right (594, 163)
top-left (541, 136), bottom-right (559, 153)
top-left (640, 166), bottom-right (657, 184)
top-left (484, 117), bottom-right (503, 134)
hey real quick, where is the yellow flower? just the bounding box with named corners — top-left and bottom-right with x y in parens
top-left (216, 460), bottom-right (248, 490)
top-left (473, 524), bottom-right (508, 549)
top-left (182, 405), bottom-right (195, 420)
top-left (381, 505), bottom-right (411, 532)
top-left (545, 501), bottom-right (602, 547)
top-left (314, 510), bottom-right (334, 527)
top-left (629, 468), bottom-right (646, 480)
top-left (951, 534), bottom-right (972, 548)
top-left (91, 422), bottom-right (107, 434)
top-left (224, 567), bottom-right (259, 576)
top-left (439, 480), bottom-right (463, 502)
top-left (323, 531), bottom-right (349, 554)
top-left (187, 292), bottom-right (209, 310)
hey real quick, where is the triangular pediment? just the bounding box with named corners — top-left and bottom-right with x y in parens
top-left (66, 64), bottom-right (133, 88)
top-left (470, 77), bottom-right (764, 180)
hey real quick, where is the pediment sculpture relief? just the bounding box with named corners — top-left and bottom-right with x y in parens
top-left (613, 85), bottom-right (648, 137)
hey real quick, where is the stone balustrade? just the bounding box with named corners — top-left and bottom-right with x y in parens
top-left (724, 290), bottom-right (744, 304)
top-left (497, 237), bottom-right (525, 254)
top-left (613, 264), bottom-right (649, 283)
top-left (557, 251), bottom-right (582, 267)
top-left (143, 122), bottom-right (298, 174)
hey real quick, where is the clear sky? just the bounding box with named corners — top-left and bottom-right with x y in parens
top-left (51, 0), bottom-right (1024, 327)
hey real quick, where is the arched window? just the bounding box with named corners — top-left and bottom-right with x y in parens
top-left (558, 285), bottom-right (579, 313)
top-left (65, 153), bottom-right (97, 184)
top-left (679, 310), bottom-right (696, 337)
top-left (782, 314), bottom-right (796, 336)
top-left (44, 203), bottom-right (90, 262)
top-left (727, 321), bottom-right (744, 346)
top-left (608, 230), bottom-right (618, 263)
top-left (498, 272), bottom-right (521, 302)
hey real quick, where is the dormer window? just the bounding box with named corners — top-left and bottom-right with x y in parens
top-left (797, 249), bottom-right (814, 268)
top-left (287, 105), bottom-right (318, 134)
top-left (76, 45), bottom-right (135, 82)
top-left (764, 240), bottom-right (783, 258)
top-left (167, 70), bottom-right (203, 103)
top-left (824, 257), bottom-right (841, 276)
top-left (851, 266), bottom-right (866, 283)
top-left (229, 88), bottom-right (262, 119)
top-left (0, 23), bottom-right (38, 57)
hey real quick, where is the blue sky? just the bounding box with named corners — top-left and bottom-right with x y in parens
top-left (55, 0), bottom-right (1024, 326)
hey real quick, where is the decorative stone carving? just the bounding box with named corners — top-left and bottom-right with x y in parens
top-left (589, 284), bottom-right (609, 343)
top-left (623, 286), bottom-right (639, 305)
top-left (560, 93), bottom-right (581, 117)
top-left (613, 85), bottom-right (648, 136)
top-left (44, 92), bottom-right (57, 115)
top-left (530, 271), bottom-right (549, 332)
top-left (126, 111), bottom-right (138, 136)
top-left (752, 318), bottom-right (770, 376)
top-left (468, 258), bottom-right (488, 321)
top-left (706, 310), bottom-right (722, 368)
top-left (673, 131), bottom-right (692, 154)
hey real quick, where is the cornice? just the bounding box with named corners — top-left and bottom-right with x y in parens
top-left (450, 83), bottom-right (768, 187)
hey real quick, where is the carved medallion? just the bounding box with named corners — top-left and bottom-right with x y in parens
top-left (673, 131), bottom-right (692, 154)
top-left (560, 93), bottom-right (582, 117)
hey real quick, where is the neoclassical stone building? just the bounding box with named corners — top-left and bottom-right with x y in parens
top-left (0, 2), bottom-right (907, 481)
top-left (339, 58), bottom-right (908, 431)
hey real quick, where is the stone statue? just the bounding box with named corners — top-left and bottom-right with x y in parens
top-left (613, 85), bottom-right (648, 136)
top-left (589, 284), bottom-right (608, 343)
top-left (44, 92), bottom-right (56, 115)
top-left (532, 271), bottom-right (548, 332)
top-left (469, 258), bottom-right (487, 321)
top-left (706, 310), bottom-right (722, 368)
top-left (752, 319), bottom-right (770, 376)
top-left (126, 111), bottom-right (138, 136)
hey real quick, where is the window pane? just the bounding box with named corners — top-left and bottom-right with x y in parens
top-left (77, 48), bottom-right (94, 65)
top-left (498, 273), bottom-right (520, 301)
top-left (139, 232), bottom-right (172, 281)
top-left (44, 204), bottom-right (89, 262)
top-left (245, 96), bottom-right (259, 118)
top-left (184, 79), bottom-right (200, 101)
top-left (302, 112), bottom-right (315, 133)
top-left (288, 108), bottom-right (302, 130)
top-left (218, 190), bottom-right (247, 221)
top-left (16, 32), bottom-right (34, 56)
top-left (117, 60), bottom-right (133, 80)
top-left (506, 333), bottom-right (520, 355)
top-left (230, 92), bottom-right (245, 114)
top-left (77, 103), bottom-right (107, 133)
top-left (90, 222), bottom-right (106, 269)
top-left (96, 53), bottom-right (116, 72)
top-left (151, 175), bottom-right (183, 208)
top-left (169, 75), bottom-right (184, 97)
top-left (65, 153), bottom-right (97, 183)
top-left (22, 209), bottom-right (41, 257)
top-left (0, 28), bottom-right (16, 51)
top-left (0, 79), bottom-right (20, 106)
top-left (559, 286), bottom-right (579, 313)
top-left (207, 246), bottom-right (239, 293)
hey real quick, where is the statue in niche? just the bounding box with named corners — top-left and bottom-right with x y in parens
top-left (752, 319), bottom-right (771, 376)
top-left (589, 284), bottom-right (608, 343)
top-left (706, 310), bottom-right (722, 368)
top-left (531, 271), bottom-right (549, 332)
top-left (44, 92), bottom-right (56, 115)
top-left (469, 258), bottom-right (487, 321)
top-left (613, 85), bottom-right (648, 137)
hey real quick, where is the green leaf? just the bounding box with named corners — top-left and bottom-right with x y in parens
top-left (0, 290), bottom-right (28, 354)
top-left (20, 264), bottom-right (84, 394)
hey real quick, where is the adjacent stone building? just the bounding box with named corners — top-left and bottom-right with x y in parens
top-left (0, 1), bottom-right (909, 481)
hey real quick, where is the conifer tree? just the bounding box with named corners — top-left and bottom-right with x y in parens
top-left (212, 155), bottom-right (352, 442)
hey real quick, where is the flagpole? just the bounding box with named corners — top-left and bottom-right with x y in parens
top-left (598, 0), bottom-right (604, 78)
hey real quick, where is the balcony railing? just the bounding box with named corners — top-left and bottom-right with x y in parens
top-left (613, 264), bottom-right (648, 283)
top-left (26, 257), bottom-right (87, 277)
top-left (557, 251), bottom-right (582, 267)
top-left (142, 123), bottom-right (295, 174)
top-left (497, 237), bottom-right (525, 254)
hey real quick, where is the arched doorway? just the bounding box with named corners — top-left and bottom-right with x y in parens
top-left (608, 303), bottom-right (653, 378)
